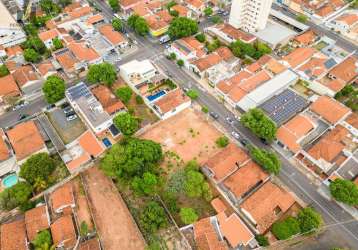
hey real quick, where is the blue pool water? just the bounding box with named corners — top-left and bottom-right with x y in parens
top-left (147, 90), bottom-right (166, 102)
top-left (102, 138), bottom-right (112, 148)
top-left (2, 174), bottom-right (18, 188)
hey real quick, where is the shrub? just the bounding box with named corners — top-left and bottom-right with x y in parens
top-left (255, 235), bottom-right (269, 247)
top-left (201, 106), bottom-right (209, 113)
top-left (80, 221), bottom-right (89, 237)
top-left (177, 59), bottom-right (184, 67)
top-left (272, 216), bottom-right (300, 240)
top-left (136, 95), bottom-right (144, 104)
top-left (329, 178), bottom-right (358, 206)
top-left (215, 136), bottom-right (229, 148)
top-left (186, 89), bottom-right (199, 100)
top-left (249, 146), bottom-right (281, 175)
top-left (180, 207), bottom-right (198, 224)
top-left (195, 33), bottom-right (206, 43)
top-left (0, 65), bottom-right (9, 77)
top-left (140, 201), bottom-right (167, 233)
top-left (116, 86), bottom-right (133, 104)
top-left (113, 112), bottom-right (139, 136)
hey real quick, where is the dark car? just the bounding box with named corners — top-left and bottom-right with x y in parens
top-left (260, 138), bottom-right (270, 145)
top-left (240, 138), bottom-right (249, 147)
top-left (18, 114), bottom-right (29, 120)
top-left (209, 112), bottom-right (219, 120)
top-left (46, 104), bottom-right (56, 110)
top-left (65, 111), bottom-right (76, 117)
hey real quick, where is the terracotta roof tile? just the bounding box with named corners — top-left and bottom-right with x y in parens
top-left (172, 5), bottom-right (189, 16)
top-left (0, 130), bottom-right (10, 161)
top-left (282, 47), bottom-right (316, 68)
top-left (193, 217), bottom-right (228, 250)
top-left (294, 30), bottom-right (317, 46)
top-left (99, 24), bottom-right (126, 46)
top-left (38, 29), bottom-right (60, 42)
top-left (50, 215), bottom-right (77, 249)
top-left (68, 6), bottom-right (92, 19)
top-left (119, 0), bottom-right (142, 8)
top-left (241, 182), bottom-right (295, 233)
top-left (216, 71), bottom-right (252, 94)
top-left (337, 13), bottom-right (358, 25)
top-left (310, 96), bottom-right (351, 124)
top-left (91, 85), bottom-right (125, 115)
top-left (218, 23), bottom-right (256, 43)
top-left (68, 42), bottom-right (100, 62)
top-left (50, 183), bottom-right (75, 213)
top-left (224, 161), bottom-right (269, 199)
top-left (87, 14), bottom-right (104, 25)
top-left (328, 56), bottom-right (357, 83)
top-left (277, 114), bottom-right (315, 153)
top-left (345, 113), bottom-right (358, 130)
top-left (316, 4), bottom-right (334, 17)
top-left (156, 9), bottom-right (173, 23)
top-left (12, 65), bottom-right (39, 87)
top-left (0, 219), bottom-right (27, 250)
top-left (55, 50), bottom-right (78, 71)
top-left (36, 61), bottom-right (56, 77)
top-left (7, 120), bottom-right (45, 161)
top-left (5, 45), bottom-right (23, 58)
top-left (145, 15), bottom-right (169, 31)
top-left (78, 238), bottom-right (101, 250)
top-left (206, 144), bottom-right (250, 182)
top-left (154, 88), bottom-right (190, 114)
top-left (214, 47), bottom-right (235, 62)
top-left (186, 0), bottom-right (204, 8)
top-left (298, 57), bottom-right (329, 78)
top-left (0, 74), bottom-right (21, 98)
top-left (211, 197), bottom-right (227, 214)
top-left (78, 131), bottom-right (105, 158)
top-left (25, 205), bottom-right (50, 241)
top-left (192, 53), bottom-right (222, 72)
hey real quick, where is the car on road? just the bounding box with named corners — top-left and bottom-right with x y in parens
top-left (46, 104), bottom-right (56, 110)
top-left (240, 138), bottom-right (249, 147)
top-left (63, 106), bottom-right (74, 114)
top-left (183, 87), bottom-right (189, 93)
top-left (226, 117), bottom-right (234, 124)
top-left (12, 101), bottom-right (29, 111)
top-left (66, 114), bottom-right (77, 121)
top-left (209, 112), bottom-right (219, 120)
top-left (260, 138), bottom-right (270, 145)
top-left (159, 34), bottom-right (171, 44)
top-left (231, 131), bottom-right (240, 140)
top-left (18, 114), bottom-right (29, 121)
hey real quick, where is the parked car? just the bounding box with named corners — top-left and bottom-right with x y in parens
top-left (65, 111), bottom-right (76, 117)
top-left (61, 103), bottom-right (70, 109)
top-left (46, 104), bottom-right (56, 110)
top-left (18, 114), bottom-right (29, 120)
top-left (226, 116), bottom-right (234, 124)
top-left (159, 34), bottom-right (171, 44)
top-left (63, 106), bottom-right (74, 114)
top-left (12, 100), bottom-right (29, 111)
top-left (210, 112), bottom-right (219, 120)
top-left (66, 114), bottom-right (77, 121)
top-left (240, 138), bottom-right (249, 147)
top-left (231, 131), bottom-right (240, 140)
top-left (260, 138), bottom-right (270, 145)
top-left (183, 87), bottom-right (189, 93)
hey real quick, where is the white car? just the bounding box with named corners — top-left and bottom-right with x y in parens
top-left (231, 131), bottom-right (240, 140)
top-left (66, 114), bottom-right (77, 121)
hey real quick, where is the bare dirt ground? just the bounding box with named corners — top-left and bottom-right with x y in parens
top-left (82, 167), bottom-right (146, 250)
top-left (141, 108), bottom-right (223, 165)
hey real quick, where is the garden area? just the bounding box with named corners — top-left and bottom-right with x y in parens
top-left (334, 84), bottom-right (358, 112)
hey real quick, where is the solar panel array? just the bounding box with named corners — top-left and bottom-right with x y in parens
top-left (67, 82), bottom-right (92, 101)
top-left (259, 89), bottom-right (309, 126)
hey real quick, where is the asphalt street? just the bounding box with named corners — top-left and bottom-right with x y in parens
top-left (0, 1), bottom-right (357, 248)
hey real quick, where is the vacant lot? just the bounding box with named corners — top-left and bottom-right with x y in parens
top-left (141, 108), bottom-right (222, 165)
top-left (82, 167), bottom-right (146, 250)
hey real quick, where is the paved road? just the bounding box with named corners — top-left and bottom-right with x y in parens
top-left (272, 3), bottom-right (358, 56)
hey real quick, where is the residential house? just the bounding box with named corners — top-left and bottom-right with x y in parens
top-left (172, 4), bottom-right (192, 18)
top-left (184, 0), bottom-right (205, 19)
top-left (292, 29), bottom-right (318, 47)
top-left (167, 36), bottom-right (206, 69)
top-left (281, 47), bottom-right (317, 69)
top-left (152, 88), bottom-right (191, 119)
top-left (68, 42), bottom-right (102, 67)
top-left (276, 114), bottom-right (316, 154)
top-left (53, 48), bottom-right (79, 78)
top-left (0, 129), bottom-right (17, 177)
top-left (24, 205), bottom-right (51, 241)
top-left (145, 14), bottom-right (171, 37)
top-left (38, 29), bottom-right (62, 49)
top-left (0, 74), bottom-right (21, 110)
top-left (5, 45), bottom-right (23, 60)
top-left (66, 82), bottom-right (113, 134)
top-left (87, 14), bottom-right (105, 26)
top-left (50, 183), bottom-right (75, 214)
top-left (240, 181), bottom-right (295, 233)
top-left (78, 238), bottom-right (101, 250)
top-left (12, 65), bottom-right (42, 95)
top-left (0, 219), bottom-right (28, 250)
top-left (6, 120), bottom-right (47, 164)
top-left (98, 24), bottom-right (128, 49)
top-left (119, 0), bottom-right (145, 15)
top-left (205, 23), bottom-right (256, 45)
top-left (329, 12), bottom-right (358, 33)
top-left (50, 215), bottom-right (77, 249)
top-left (36, 61), bottom-right (57, 79)
top-left (91, 85), bottom-right (126, 116)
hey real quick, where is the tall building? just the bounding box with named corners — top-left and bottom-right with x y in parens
top-left (0, 0), bottom-right (26, 48)
top-left (229, 0), bottom-right (273, 33)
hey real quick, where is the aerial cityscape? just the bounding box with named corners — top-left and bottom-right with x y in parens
top-left (0, 0), bottom-right (357, 249)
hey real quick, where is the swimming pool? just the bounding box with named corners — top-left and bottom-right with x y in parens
top-left (2, 174), bottom-right (19, 188)
top-left (147, 90), bottom-right (166, 102)
top-left (102, 138), bottom-right (112, 148)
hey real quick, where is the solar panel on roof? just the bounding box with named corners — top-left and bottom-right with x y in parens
top-left (324, 58), bottom-right (337, 69)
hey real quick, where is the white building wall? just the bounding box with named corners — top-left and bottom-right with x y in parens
top-left (159, 100), bottom-right (191, 120)
top-left (229, 0), bottom-right (273, 33)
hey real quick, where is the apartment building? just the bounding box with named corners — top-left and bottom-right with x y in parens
top-left (229, 0), bottom-right (273, 33)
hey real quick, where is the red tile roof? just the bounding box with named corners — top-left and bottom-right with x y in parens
top-left (25, 205), bottom-right (50, 241)
top-left (153, 88), bottom-right (190, 114)
top-left (51, 215), bottom-right (77, 249)
top-left (98, 24), bottom-right (126, 46)
top-left (0, 130), bottom-right (10, 161)
top-left (193, 217), bottom-right (228, 250)
top-left (91, 85), bottom-right (125, 115)
top-left (310, 96), bottom-right (351, 124)
top-left (282, 47), bottom-right (316, 68)
top-left (68, 42), bottom-right (100, 62)
top-left (78, 131), bottom-right (105, 158)
top-left (50, 183), bottom-right (75, 213)
top-left (0, 219), bottom-right (27, 250)
top-left (0, 74), bottom-right (21, 98)
top-left (211, 197), bottom-right (227, 214)
top-left (78, 238), bottom-right (101, 250)
top-left (328, 56), bottom-right (357, 83)
top-left (12, 65), bottom-right (39, 87)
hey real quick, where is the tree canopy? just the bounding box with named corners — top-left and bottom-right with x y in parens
top-left (116, 86), bottom-right (133, 104)
top-left (186, 89), bottom-right (199, 100)
top-left (86, 63), bottom-right (117, 86)
top-left (52, 37), bottom-right (63, 50)
top-left (330, 178), bottom-right (358, 206)
top-left (128, 15), bottom-right (149, 36)
top-left (180, 207), bottom-right (198, 224)
top-left (230, 40), bottom-right (271, 60)
top-left (23, 36), bottom-right (47, 54)
top-left (215, 136), bottom-right (229, 148)
top-left (108, 0), bottom-right (119, 12)
top-left (131, 172), bottom-right (159, 195)
top-left (297, 207), bottom-right (323, 233)
top-left (272, 216), bottom-right (300, 240)
top-left (39, 0), bottom-right (61, 16)
top-left (0, 64), bottom-right (9, 77)
top-left (24, 48), bottom-right (41, 63)
top-left (168, 17), bottom-right (198, 39)
top-left (0, 182), bottom-right (33, 210)
top-left (113, 112), bottom-right (139, 136)
top-left (249, 146), bottom-right (281, 175)
top-left (42, 75), bottom-right (66, 104)
top-left (32, 229), bottom-right (53, 250)
top-left (140, 201), bottom-right (167, 233)
top-left (204, 7), bottom-right (213, 16)
top-left (183, 161), bottom-right (212, 201)
top-left (100, 137), bottom-right (163, 180)
top-left (112, 18), bottom-right (123, 31)
top-left (241, 108), bottom-right (277, 142)
top-left (19, 153), bottom-right (56, 191)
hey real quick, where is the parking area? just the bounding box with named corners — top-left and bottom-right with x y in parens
top-left (47, 105), bottom-right (87, 144)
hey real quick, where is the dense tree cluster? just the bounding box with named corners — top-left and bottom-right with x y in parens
top-left (249, 146), bottom-right (281, 175)
top-left (86, 63), bottom-right (117, 86)
top-left (116, 86), bottom-right (133, 104)
top-left (0, 182), bottom-right (33, 211)
top-left (329, 178), bottom-right (358, 206)
top-left (230, 40), bottom-right (272, 60)
top-left (179, 207), bottom-right (198, 224)
top-left (113, 112), bottom-right (139, 136)
top-left (140, 201), bottom-right (167, 233)
top-left (42, 75), bottom-right (66, 104)
top-left (241, 108), bottom-right (277, 142)
top-left (32, 230), bottom-right (53, 249)
top-left (128, 15), bottom-right (149, 36)
top-left (168, 17), bottom-right (198, 39)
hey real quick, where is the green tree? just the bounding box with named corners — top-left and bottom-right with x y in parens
top-left (136, 95), bottom-right (144, 104)
top-left (241, 108), bottom-right (277, 142)
top-left (19, 153), bottom-right (56, 188)
top-left (180, 207), bottom-right (198, 224)
top-left (215, 136), bottom-right (229, 148)
top-left (112, 18), bottom-right (122, 31)
top-left (0, 65), bottom-right (9, 77)
top-left (296, 14), bottom-right (308, 23)
top-left (168, 17), bottom-right (198, 39)
top-left (201, 106), bottom-right (209, 113)
top-left (52, 37), bottom-right (63, 50)
top-left (255, 235), bottom-right (269, 247)
top-left (210, 15), bottom-right (222, 24)
top-left (116, 86), bottom-right (133, 104)
top-left (184, 165), bottom-right (212, 201)
top-left (177, 59), bottom-right (184, 67)
top-left (206, 39), bottom-right (221, 53)
top-left (168, 52), bottom-right (177, 60)
top-left (113, 112), bottom-right (139, 136)
top-left (195, 33), bottom-right (206, 43)
top-left (24, 48), bottom-right (41, 63)
top-left (230, 40), bottom-right (256, 59)
top-left (0, 182), bottom-right (33, 210)
top-left (128, 15), bottom-right (149, 36)
top-left (23, 36), bottom-right (46, 54)
top-left (39, 0), bottom-right (61, 16)
top-left (186, 89), bottom-right (199, 100)
top-left (108, 0), bottom-right (119, 12)
top-left (249, 146), bottom-right (281, 175)
top-left (140, 201), bottom-right (167, 233)
top-left (166, 0), bottom-right (177, 9)
top-left (100, 137), bottom-right (163, 180)
top-left (131, 172), bottom-right (159, 195)
top-left (330, 178), bottom-right (358, 206)
top-left (297, 207), bottom-right (323, 233)
top-left (80, 221), bottom-right (89, 237)
top-left (169, 10), bottom-right (179, 17)
top-left (204, 7), bottom-right (213, 16)
top-left (42, 75), bottom-right (66, 104)
top-left (86, 63), bottom-right (117, 86)
top-left (254, 41), bottom-right (272, 59)
top-left (32, 229), bottom-right (53, 250)
top-left (24, 24), bottom-right (38, 36)
top-left (272, 216), bottom-right (300, 240)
